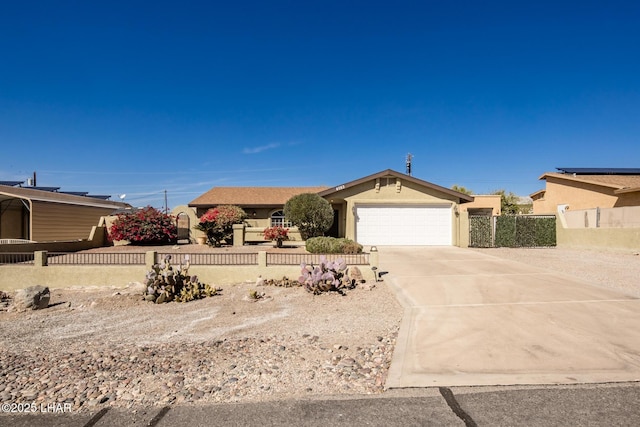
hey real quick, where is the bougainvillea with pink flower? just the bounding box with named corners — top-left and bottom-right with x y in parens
top-left (263, 226), bottom-right (289, 247)
top-left (194, 205), bottom-right (247, 246)
top-left (109, 206), bottom-right (177, 244)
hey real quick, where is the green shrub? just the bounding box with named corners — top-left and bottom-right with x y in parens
top-left (306, 237), bottom-right (363, 254)
top-left (284, 193), bottom-right (333, 240)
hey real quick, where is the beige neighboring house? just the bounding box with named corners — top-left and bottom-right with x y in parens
top-left (189, 169), bottom-right (476, 246)
top-left (531, 168), bottom-right (640, 214)
top-left (0, 182), bottom-right (130, 242)
top-left (459, 194), bottom-right (502, 216)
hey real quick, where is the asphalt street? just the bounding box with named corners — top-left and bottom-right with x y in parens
top-left (2, 384), bottom-right (639, 426)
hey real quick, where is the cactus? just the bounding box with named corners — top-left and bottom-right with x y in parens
top-left (298, 256), bottom-right (356, 295)
top-left (263, 276), bottom-right (300, 288)
top-left (143, 254), bottom-right (221, 303)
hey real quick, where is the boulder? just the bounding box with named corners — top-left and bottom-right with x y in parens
top-left (348, 266), bottom-right (364, 283)
top-left (14, 285), bottom-right (50, 311)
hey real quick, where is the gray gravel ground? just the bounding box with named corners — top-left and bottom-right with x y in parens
top-left (0, 278), bottom-right (402, 413)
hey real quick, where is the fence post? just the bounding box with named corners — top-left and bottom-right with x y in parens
top-left (369, 249), bottom-right (379, 268)
top-left (34, 251), bottom-right (48, 267)
top-left (258, 251), bottom-right (267, 268)
top-left (459, 211), bottom-right (470, 248)
top-left (145, 251), bottom-right (157, 270)
top-left (233, 224), bottom-right (245, 247)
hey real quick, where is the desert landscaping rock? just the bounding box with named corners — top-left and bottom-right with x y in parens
top-left (0, 278), bottom-right (401, 413)
top-left (12, 285), bottom-right (50, 311)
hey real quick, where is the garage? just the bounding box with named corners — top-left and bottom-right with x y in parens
top-left (355, 204), bottom-right (452, 246)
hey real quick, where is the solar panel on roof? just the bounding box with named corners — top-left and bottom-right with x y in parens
top-left (557, 167), bottom-right (640, 175)
top-left (31, 186), bottom-right (61, 192)
top-left (60, 191), bottom-right (90, 196)
top-left (0, 181), bottom-right (24, 187)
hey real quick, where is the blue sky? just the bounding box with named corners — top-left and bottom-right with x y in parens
top-left (1, 1), bottom-right (639, 208)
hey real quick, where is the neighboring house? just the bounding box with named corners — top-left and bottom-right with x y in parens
top-left (459, 194), bottom-right (502, 216)
top-left (531, 168), bottom-right (640, 214)
top-left (189, 169), bottom-right (475, 246)
top-left (0, 182), bottom-right (130, 242)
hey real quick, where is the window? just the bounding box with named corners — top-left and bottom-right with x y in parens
top-left (270, 210), bottom-right (292, 228)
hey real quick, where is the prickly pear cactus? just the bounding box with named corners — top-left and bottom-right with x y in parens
top-left (143, 255), bottom-right (221, 303)
top-left (298, 256), bottom-right (357, 295)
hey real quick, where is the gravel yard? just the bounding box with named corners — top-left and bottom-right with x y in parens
top-left (0, 261), bottom-right (402, 412)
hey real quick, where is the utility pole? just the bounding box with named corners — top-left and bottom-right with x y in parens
top-left (164, 190), bottom-right (168, 214)
top-left (405, 153), bottom-right (413, 176)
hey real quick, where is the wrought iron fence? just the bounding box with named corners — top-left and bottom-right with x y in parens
top-left (266, 253), bottom-right (370, 266)
top-left (0, 252), bottom-right (35, 265)
top-left (157, 252), bottom-right (258, 265)
top-left (47, 252), bottom-right (146, 265)
top-left (1, 251), bottom-right (371, 266)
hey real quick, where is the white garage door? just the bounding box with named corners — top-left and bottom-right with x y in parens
top-left (355, 204), bottom-right (452, 246)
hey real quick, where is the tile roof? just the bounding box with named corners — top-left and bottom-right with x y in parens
top-left (540, 172), bottom-right (640, 192)
top-left (189, 187), bottom-right (330, 207)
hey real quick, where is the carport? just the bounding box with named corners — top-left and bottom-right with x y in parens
top-left (0, 183), bottom-right (129, 242)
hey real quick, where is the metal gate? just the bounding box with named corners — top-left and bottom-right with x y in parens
top-left (469, 215), bottom-right (494, 247)
top-left (470, 215), bottom-right (556, 248)
top-left (176, 212), bottom-right (190, 242)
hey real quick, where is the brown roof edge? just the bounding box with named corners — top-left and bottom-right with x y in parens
top-left (614, 186), bottom-right (640, 194)
top-left (529, 189), bottom-right (546, 199)
top-left (539, 172), bottom-right (632, 189)
top-left (318, 169), bottom-right (475, 203)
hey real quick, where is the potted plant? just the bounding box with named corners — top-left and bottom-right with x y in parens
top-left (263, 226), bottom-right (289, 248)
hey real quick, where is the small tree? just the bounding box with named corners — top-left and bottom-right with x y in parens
top-left (492, 189), bottom-right (520, 215)
top-left (109, 206), bottom-right (177, 245)
top-left (451, 184), bottom-right (473, 195)
top-left (284, 193), bottom-right (333, 240)
top-left (195, 205), bottom-right (247, 246)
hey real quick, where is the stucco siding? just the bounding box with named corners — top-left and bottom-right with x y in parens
top-left (325, 178), bottom-right (460, 244)
top-left (616, 192), bottom-right (640, 207)
top-left (31, 201), bottom-right (116, 242)
top-left (533, 177), bottom-right (619, 214)
top-left (460, 194), bottom-right (501, 215)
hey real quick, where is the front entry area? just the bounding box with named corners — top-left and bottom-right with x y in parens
top-left (354, 204), bottom-right (452, 246)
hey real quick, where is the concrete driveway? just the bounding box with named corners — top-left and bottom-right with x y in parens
top-left (380, 246), bottom-right (640, 387)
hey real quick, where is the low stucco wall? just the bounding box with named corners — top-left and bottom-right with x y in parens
top-left (244, 226), bottom-right (303, 243)
top-left (0, 263), bottom-right (377, 292)
top-left (564, 206), bottom-right (640, 228)
top-left (557, 226), bottom-right (640, 252)
top-left (0, 226), bottom-right (107, 253)
top-left (0, 265), bottom-right (313, 292)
